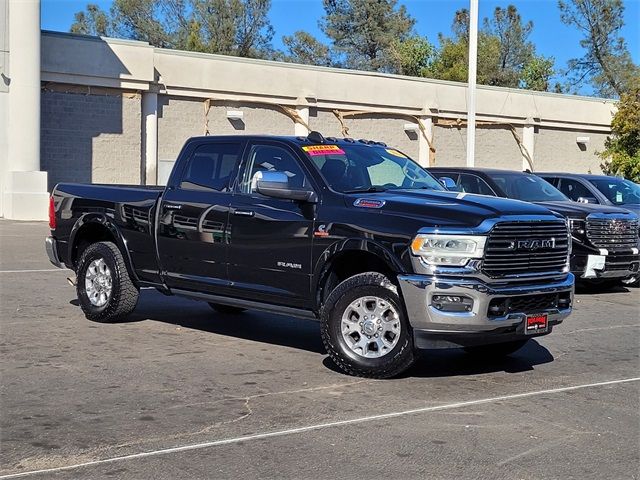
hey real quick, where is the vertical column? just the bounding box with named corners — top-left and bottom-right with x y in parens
top-left (3, 0), bottom-right (48, 220)
top-left (522, 117), bottom-right (535, 171)
top-left (294, 104), bottom-right (309, 136)
top-left (417, 115), bottom-right (434, 167)
top-left (142, 91), bottom-right (158, 185)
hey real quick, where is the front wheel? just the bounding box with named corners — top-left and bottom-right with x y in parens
top-left (76, 241), bottom-right (139, 323)
top-left (320, 272), bottom-right (415, 379)
top-left (463, 340), bottom-right (529, 358)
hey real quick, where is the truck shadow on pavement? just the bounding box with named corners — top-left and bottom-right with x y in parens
top-left (74, 289), bottom-right (555, 378)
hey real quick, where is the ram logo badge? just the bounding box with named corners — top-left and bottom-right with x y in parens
top-left (277, 261), bottom-right (302, 270)
top-left (517, 238), bottom-right (555, 250)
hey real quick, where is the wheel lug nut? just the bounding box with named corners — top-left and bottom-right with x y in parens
top-left (374, 334), bottom-right (378, 338)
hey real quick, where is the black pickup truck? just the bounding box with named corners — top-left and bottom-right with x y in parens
top-left (46, 132), bottom-right (574, 378)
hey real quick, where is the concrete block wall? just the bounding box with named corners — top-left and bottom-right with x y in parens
top-left (157, 95), bottom-right (203, 163)
top-left (432, 125), bottom-right (524, 169)
top-left (41, 88), bottom-right (141, 189)
top-left (534, 128), bottom-right (608, 173)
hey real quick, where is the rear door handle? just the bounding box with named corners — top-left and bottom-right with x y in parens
top-left (164, 203), bottom-right (182, 210)
top-left (233, 209), bottom-right (254, 217)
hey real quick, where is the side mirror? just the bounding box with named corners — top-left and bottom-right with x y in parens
top-left (577, 196), bottom-right (598, 204)
top-left (254, 171), bottom-right (318, 203)
top-left (438, 177), bottom-right (458, 191)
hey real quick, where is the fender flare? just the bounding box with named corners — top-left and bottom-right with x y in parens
top-left (312, 238), bottom-right (405, 308)
top-left (68, 213), bottom-right (139, 283)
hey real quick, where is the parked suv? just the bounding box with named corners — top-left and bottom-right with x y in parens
top-left (429, 168), bottom-right (640, 286)
top-left (539, 173), bottom-right (640, 217)
top-left (47, 134), bottom-right (575, 378)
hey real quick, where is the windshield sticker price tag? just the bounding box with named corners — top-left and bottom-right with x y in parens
top-left (385, 149), bottom-right (407, 158)
top-left (302, 145), bottom-right (345, 156)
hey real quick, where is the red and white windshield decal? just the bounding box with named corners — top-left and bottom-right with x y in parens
top-left (302, 145), bottom-right (346, 156)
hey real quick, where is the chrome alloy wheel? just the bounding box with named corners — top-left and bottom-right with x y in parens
top-left (341, 296), bottom-right (401, 358)
top-left (85, 258), bottom-right (113, 307)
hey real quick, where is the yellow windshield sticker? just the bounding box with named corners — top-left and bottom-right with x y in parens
top-left (302, 145), bottom-right (346, 156)
top-left (385, 148), bottom-right (407, 158)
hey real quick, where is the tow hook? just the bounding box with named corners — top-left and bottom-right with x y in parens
top-left (67, 276), bottom-right (77, 287)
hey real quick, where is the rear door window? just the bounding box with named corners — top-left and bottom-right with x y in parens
top-left (180, 143), bottom-right (242, 192)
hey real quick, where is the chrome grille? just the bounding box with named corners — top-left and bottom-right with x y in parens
top-left (483, 221), bottom-right (570, 278)
top-left (586, 218), bottom-right (639, 249)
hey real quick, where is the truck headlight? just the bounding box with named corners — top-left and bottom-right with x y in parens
top-left (410, 234), bottom-right (487, 266)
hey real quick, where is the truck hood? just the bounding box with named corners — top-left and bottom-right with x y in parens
top-left (347, 189), bottom-right (559, 227)
top-left (534, 200), bottom-right (636, 219)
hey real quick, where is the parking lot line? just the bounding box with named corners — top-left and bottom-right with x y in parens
top-left (1, 376), bottom-right (637, 479)
top-left (0, 269), bottom-right (68, 273)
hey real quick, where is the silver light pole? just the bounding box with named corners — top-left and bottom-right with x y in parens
top-left (466, 0), bottom-right (479, 167)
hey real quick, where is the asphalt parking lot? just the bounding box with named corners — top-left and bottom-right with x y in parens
top-left (1, 219), bottom-right (639, 480)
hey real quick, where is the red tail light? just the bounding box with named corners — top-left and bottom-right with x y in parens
top-left (48, 196), bottom-right (56, 230)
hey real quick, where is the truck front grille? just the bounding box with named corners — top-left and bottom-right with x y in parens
top-left (586, 218), bottom-right (639, 249)
top-left (483, 221), bottom-right (570, 278)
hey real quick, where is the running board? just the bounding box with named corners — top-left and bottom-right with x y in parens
top-left (171, 289), bottom-right (317, 320)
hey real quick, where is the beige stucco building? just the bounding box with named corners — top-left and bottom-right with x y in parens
top-left (0, 0), bottom-right (618, 220)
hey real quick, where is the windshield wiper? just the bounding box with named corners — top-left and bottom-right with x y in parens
top-left (341, 186), bottom-right (388, 194)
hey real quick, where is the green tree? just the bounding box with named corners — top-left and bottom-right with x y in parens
top-left (281, 31), bottom-right (334, 67)
top-left (393, 35), bottom-right (435, 77)
top-left (600, 80), bottom-right (640, 181)
top-left (191, 0), bottom-right (274, 58)
top-left (109, 0), bottom-right (177, 47)
top-left (559, 0), bottom-right (639, 97)
top-left (425, 5), bottom-right (555, 92)
top-left (70, 4), bottom-right (112, 36)
top-left (320, 0), bottom-right (415, 73)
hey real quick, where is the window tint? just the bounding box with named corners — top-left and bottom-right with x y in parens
top-left (558, 179), bottom-right (593, 201)
top-left (542, 176), bottom-right (560, 188)
top-left (180, 143), bottom-right (241, 191)
top-left (241, 144), bottom-right (309, 194)
top-left (488, 173), bottom-right (567, 201)
top-left (589, 178), bottom-right (640, 205)
top-left (458, 174), bottom-right (496, 196)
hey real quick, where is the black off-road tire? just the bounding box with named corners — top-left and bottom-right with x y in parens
top-left (463, 339), bottom-right (529, 358)
top-left (320, 272), bottom-right (415, 379)
top-left (76, 241), bottom-right (139, 323)
top-left (208, 303), bottom-right (246, 314)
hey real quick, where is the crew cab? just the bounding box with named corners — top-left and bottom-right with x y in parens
top-left (429, 167), bottom-right (640, 286)
top-left (46, 133), bottom-right (575, 378)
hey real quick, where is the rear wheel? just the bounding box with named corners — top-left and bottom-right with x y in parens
top-left (76, 241), bottom-right (139, 322)
top-left (208, 303), bottom-right (246, 314)
top-left (463, 340), bottom-right (529, 358)
top-left (320, 272), bottom-right (415, 379)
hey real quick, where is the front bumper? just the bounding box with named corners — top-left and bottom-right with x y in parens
top-left (571, 250), bottom-right (640, 280)
top-left (398, 273), bottom-right (574, 349)
top-left (45, 236), bottom-right (64, 268)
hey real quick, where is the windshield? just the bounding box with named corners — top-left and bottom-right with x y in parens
top-left (589, 178), bottom-right (640, 205)
top-left (302, 144), bottom-right (444, 193)
top-left (488, 172), bottom-right (568, 202)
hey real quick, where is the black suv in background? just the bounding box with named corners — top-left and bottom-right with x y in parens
top-left (539, 173), bottom-right (640, 217)
top-left (429, 168), bottom-right (640, 286)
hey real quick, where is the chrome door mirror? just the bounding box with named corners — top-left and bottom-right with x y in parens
top-left (253, 171), bottom-right (317, 203)
top-left (438, 177), bottom-right (458, 191)
top-left (577, 196), bottom-right (598, 204)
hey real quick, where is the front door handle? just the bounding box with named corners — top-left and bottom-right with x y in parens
top-left (233, 209), bottom-right (254, 217)
top-left (164, 203), bottom-right (182, 210)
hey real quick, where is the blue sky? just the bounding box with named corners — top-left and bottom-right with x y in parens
top-left (41, 0), bottom-right (640, 94)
